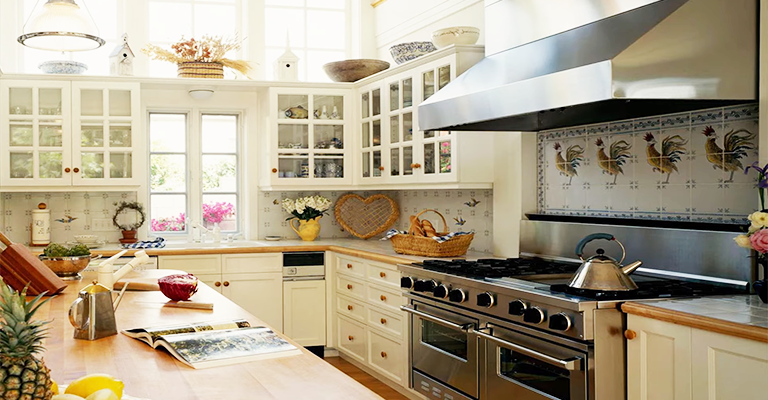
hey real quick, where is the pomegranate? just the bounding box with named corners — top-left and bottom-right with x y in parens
top-left (158, 274), bottom-right (199, 301)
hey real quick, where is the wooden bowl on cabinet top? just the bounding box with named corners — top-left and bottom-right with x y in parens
top-left (322, 59), bottom-right (390, 82)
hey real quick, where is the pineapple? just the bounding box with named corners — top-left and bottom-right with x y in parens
top-left (0, 278), bottom-right (55, 400)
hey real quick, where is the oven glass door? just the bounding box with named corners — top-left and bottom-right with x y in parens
top-left (482, 324), bottom-right (587, 400)
top-left (407, 301), bottom-right (479, 399)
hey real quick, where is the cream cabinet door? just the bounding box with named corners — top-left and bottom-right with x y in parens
top-left (627, 314), bottom-right (692, 400)
top-left (222, 272), bottom-right (283, 331)
top-left (691, 329), bottom-right (768, 400)
top-left (283, 279), bottom-right (326, 347)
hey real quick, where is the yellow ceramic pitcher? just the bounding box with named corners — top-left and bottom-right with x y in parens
top-left (290, 216), bottom-right (321, 241)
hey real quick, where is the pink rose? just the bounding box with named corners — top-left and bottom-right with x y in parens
top-left (750, 229), bottom-right (768, 253)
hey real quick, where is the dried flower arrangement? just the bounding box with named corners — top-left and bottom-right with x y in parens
top-left (142, 35), bottom-right (251, 76)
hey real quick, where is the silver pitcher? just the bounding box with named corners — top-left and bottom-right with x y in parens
top-left (68, 283), bottom-right (118, 340)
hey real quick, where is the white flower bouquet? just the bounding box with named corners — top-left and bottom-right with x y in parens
top-left (281, 195), bottom-right (332, 221)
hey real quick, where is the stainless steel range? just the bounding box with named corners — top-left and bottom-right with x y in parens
top-left (398, 222), bottom-right (751, 400)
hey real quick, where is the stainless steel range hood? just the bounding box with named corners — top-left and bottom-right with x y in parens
top-left (418, 0), bottom-right (757, 132)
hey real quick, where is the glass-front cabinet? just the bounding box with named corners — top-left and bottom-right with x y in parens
top-left (0, 80), bottom-right (142, 187)
top-left (267, 88), bottom-right (351, 186)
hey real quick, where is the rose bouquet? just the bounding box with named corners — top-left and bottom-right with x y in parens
top-left (736, 162), bottom-right (768, 302)
top-left (281, 195), bottom-right (332, 221)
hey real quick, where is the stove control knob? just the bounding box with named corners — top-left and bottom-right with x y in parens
top-left (433, 284), bottom-right (451, 299)
top-left (476, 292), bottom-right (496, 308)
top-left (448, 288), bottom-right (468, 303)
top-left (414, 279), bottom-right (438, 292)
top-left (548, 312), bottom-right (572, 331)
top-left (508, 299), bottom-right (528, 316)
top-left (523, 307), bottom-right (546, 324)
top-left (400, 277), bottom-right (415, 290)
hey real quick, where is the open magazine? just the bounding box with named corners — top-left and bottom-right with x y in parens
top-left (122, 319), bottom-right (300, 369)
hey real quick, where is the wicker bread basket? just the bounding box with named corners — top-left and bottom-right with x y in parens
top-left (390, 209), bottom-right (473, 257)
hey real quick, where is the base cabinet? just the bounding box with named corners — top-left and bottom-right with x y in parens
top-left (283, 279), bottom-right (326, 347)
top-left (627, 314), bottom-right (768, 400)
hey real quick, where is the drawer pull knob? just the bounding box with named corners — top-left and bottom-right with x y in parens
top-left (380, 295), bottom-right (387, 301)
top-left (65, 167), bottom-right (71, 173)
top-left (272, 168), bottom-right (278, 173)
top-left (214, 281), bottom-right (221, 287)
top-left (347, 284), bottom-right (353, 290)
top-left (380, 351), bottom-right (387, 358)
top-left (380, 318), bottom-right (387, 324)
top-left (624, 329), bottom-right (637, 340)
top-left (347, 263), bottom-right (353, 269)
top-left (348, 335), bottom-right (354, 341)
top-left (73, 167), bottom-right (80, 173)
top-left (223, 281), bottom-right (230, 287)
top-left (347, 305), bottom-right (353, 311)
top-left (379, 272), bottom-right (386, 278)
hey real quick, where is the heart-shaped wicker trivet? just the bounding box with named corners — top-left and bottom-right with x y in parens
top-left (334, 194), bottom-right (399, 239)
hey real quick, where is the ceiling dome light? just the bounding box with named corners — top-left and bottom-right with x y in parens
top-left (18, 0), bottom-right (105, 52)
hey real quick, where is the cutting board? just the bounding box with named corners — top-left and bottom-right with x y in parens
top-left (0, 231), bottom-right (66, 295)
top-left (113, 269), bottom-right (188, 291)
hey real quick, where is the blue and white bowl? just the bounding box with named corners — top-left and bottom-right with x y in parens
top-left (38, 60), bottom-right (88, 74)
top-left (389, 42), bottom-right (437, 65)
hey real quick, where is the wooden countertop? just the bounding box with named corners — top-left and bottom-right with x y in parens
top-left (37, 271), bottom-right (383, 400)
top-left (622, 296), bottom-right (768, 343)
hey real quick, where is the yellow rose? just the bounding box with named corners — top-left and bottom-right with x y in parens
top-left (748, 212), bottom-right (768, 228)
top-left (734, 234), bottom-right (753, 249)
top-left (750, 223), bottom-right (762, 233)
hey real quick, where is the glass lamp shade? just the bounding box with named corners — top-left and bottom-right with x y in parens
top-left (18, 0), bottom-right (105, 52)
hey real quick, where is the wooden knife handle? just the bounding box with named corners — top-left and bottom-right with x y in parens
top-left (0, 230), bottom-right (13, 246)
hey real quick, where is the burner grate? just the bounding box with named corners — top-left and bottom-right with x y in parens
top-left (548, 280), bottom-right (749, 300)
top-left (417, 258), bottom-right (580, 279)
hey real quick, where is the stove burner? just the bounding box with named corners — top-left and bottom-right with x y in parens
top-left (549, 280), bottom-right (748, 300)
top-left (416, 258), bottom-right (580, 279)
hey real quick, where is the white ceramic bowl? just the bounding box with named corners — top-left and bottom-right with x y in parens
top-left (389, 42), bottom-right (437, 65)
top-left (431, 26), bottom-right (481, 49)
top-left (38, 60), bottom-right (88, 74)
top-left (74, 235), bottom-right (99, 244)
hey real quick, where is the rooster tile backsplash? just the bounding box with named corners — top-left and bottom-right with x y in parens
top-left (537, 104), bottom-right (759, 224)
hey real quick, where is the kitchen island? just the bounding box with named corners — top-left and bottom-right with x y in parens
top-left (36, 271), bottom-right (384, 400)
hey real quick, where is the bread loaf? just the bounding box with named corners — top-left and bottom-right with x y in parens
top-left (422, 220), bottom-right (437, 237)
top-left (409, 216), bottom-right (426, 236)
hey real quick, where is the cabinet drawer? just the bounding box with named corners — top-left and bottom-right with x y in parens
top-left (367, 263), bottom-right (400, 288)
top-left (337, 315), bottom-right (367, 363)
top-left (159, 255), bottom-right (221, 274)
top-left (337, 275), bottom-right (365, 300)
top-left (366, 283), bottom-right (403, 313)
top-left (222, 253), bottom-right (281, 273)
top-left (337, 293), bottom-right (366, 322)
top-left (337, 256), bottom-right (365, 278)
top-left (367, 307), bottom-right (403, 340)
top-left (367, 329), bottom-right (404, 384)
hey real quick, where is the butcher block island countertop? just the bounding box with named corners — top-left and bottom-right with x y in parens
top-left (37, 271), bottom-right (384, 400)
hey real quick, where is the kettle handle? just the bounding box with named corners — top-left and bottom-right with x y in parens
top-left (68, 297), bottom-right (87, 330)
top-left (575, 233), bottom-right (626, 263)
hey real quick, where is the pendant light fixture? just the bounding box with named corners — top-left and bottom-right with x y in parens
top-left (18, 0), bottom-right (105, 52)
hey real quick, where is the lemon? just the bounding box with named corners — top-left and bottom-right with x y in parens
top-left (86, 389), bottom-right (119, 400)
top-left (51, 379), bottom-right (59, 395)
top-left (65, 373), bottom-right (124, 399)
top-left (52, 395), bottom-right (86, 400)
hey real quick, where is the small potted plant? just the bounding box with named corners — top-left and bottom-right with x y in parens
top-left (113, 201), bottom-right (146, 243)
top-left (281, 196), bottom-right (331, 241)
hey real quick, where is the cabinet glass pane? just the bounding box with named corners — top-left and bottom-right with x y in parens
top-left (9, 88), bottom-right (32, 115)
top-left (109, 125), bottom-right (132, 147)
top-left (423, 70), bottom-right (435, 100)
top-left (150, 194), bottom-right (187, 232)
top-left (425, 130), bottom-right (435, 139)
top-left (109, 90), bottom-right (132, 116)
top-left (81, 125), bottom-right (104, 147)
top-left (150, 154), bottom-right (186, 191)
top-left (39, 152), bottom-right (62, 179)
top-left (404, 146), bottom-right (413, 175)
top-left (313, 95), bottom-right (343, 120)
top-left (314, 125), bottom-right (343, 149)
top-left (39, 89), bottom-right (62, 115)
top-left (373, 150), bottom-right (381, 177)
top-left (390, 115), bottom-right (399, 144)
top-left (81, 152), bottom-right (104, 178)
top-left (202, 155), bottom-right (236, 191)
top-left (403, 78), bottom-right (413, 108)
top-left (372, 120), bottom-right (381, 146)
top-left (149, 114), bottom-right (186, 152)
top-left (110, 152), bottom-right (132, 178)
top-left (279, 95), bottom-right (309, 119)
top-left (39, 123), bottom-right (63, 147)
top-left (403, 113), bottom-right (413, 141)
top-left (440, 141), bottom-right (452, 173)
top-left (389, 82), bottom-right (399, 111)
top-left (391, 148), bottom-right (400, 176)
top-left (202, 115), bottom-right (236, 153)
top-left (424, 143), bottom-right (435, 174)
top-left (202, 194), bottom-right (237, 231)
top-left (438, 65), bottom-right (451, 90)
top-left (9, 123), bottom-right (33, 146)
top-left (81, 89), bottom-right (104, 116)
top-left (278, 157), bottom-right (309, 178)
top-left (361, 122), bottom-right (370, 148)
top-left (10, 152), bottom-right (33, 178)
top-left (362, 152), bottom-right (370, 177)
top-left (372, 89), bottom-right (381, 116)
top-left (278, 124), bottom-right (309, 149)
top-left (361, 93), bottom-right (369, 119)
top-left (314, 157), bottom-right (343, 178)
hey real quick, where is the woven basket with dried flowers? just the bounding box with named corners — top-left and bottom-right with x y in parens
top-left (142, 35), bottom-right (251, 79)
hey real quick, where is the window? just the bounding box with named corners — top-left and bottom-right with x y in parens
top-left (148, 112), bottom-right (240, 234)
top-left (264, 0), bottom-right (348, 82)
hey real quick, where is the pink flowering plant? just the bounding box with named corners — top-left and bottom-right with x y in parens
top-left (203, 202), bottom-right (235, 225)
top-left (151, 213), bottom-right (186, 232)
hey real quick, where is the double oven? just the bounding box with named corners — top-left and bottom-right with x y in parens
top-left (403, 296), bottom-right (590, 400)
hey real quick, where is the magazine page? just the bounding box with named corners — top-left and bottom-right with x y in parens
top-left (156, 327), bottom-right (300, 369)
top-left (123, 319), bottom-right (251, 346)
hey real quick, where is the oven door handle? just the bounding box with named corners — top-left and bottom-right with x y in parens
top-left (400, 305), bottom-right (475, 332)
top-left (473, 328), bottom-right (583, 371)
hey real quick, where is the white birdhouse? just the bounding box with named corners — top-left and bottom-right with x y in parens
top-left (274, 35), bottom-right (299, 81)
top-left (110, 33), bottom-right (134, 76)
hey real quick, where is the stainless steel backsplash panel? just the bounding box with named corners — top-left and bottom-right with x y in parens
top-left (520, 220), bottom-right (751, 282)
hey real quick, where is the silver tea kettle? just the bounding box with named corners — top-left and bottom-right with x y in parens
top-left (569, 233), bottom-right (643, 291)
top-left (68, 282), bottom-right (121, 340)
